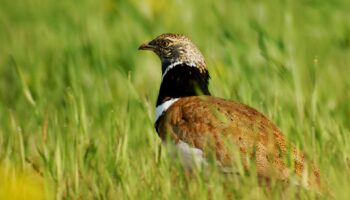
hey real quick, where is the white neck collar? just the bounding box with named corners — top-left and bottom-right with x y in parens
top-left (161, 61), bottom-right (196, 80)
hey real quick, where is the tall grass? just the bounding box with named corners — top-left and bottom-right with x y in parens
top-left (0, 0), bottom-right (349, 199)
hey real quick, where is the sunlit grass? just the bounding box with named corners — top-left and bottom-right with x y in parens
top-left (0, 0), bottom-right (349, 199)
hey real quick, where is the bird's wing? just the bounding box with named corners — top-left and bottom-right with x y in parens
top-left (157, 96), bottom-right (304, 179)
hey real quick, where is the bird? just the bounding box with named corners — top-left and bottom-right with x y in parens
top-left (138, 33), bottom-right (320, 188)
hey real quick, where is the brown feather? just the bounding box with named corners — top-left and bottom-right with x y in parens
top-left (157, 96), bottom-right (320, 186)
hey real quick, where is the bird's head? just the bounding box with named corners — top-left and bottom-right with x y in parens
top-left (138, 33), bottom-right (206, 73)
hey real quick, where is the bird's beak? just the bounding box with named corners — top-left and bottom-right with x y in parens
top-left (138, 43), bottom-right (155, 51)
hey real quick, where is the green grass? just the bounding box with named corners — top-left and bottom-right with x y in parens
top-left (1, 0), bottom-right (350, 199)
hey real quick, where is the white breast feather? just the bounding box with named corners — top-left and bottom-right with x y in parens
top-left (176, 140), bottom-right (207, 169)
top-left (154, 98), bottom-right (179, 123)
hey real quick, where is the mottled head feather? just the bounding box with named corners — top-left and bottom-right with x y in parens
top-left (139, 33), bottom-right (207, 74)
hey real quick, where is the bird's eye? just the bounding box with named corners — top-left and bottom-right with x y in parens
top-left (159, 40), bottom-right (170, 47)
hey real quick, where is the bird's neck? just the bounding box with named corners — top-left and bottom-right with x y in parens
top-left (156, 62), bottom-right (211, 106)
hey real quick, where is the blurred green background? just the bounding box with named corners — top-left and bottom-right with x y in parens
top-left (0, 0), bottom-right (349, 199)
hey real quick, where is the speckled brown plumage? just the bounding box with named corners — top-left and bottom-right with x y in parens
top-left (139, 33), bottom-right (321, 189)
top-left (157, 96), bottom-right (320, 185)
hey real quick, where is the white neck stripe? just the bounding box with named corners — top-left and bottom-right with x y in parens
top-left (161, 61), bottom-right (182, 80)
top-left (155, 98), bottom-right (179, 123)
top-left (161, 61), bottom-right (196, 80)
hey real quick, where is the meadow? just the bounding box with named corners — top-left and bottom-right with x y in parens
top-left (0, 0), bottom-right (349, 199)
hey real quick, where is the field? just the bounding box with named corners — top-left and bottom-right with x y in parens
top-left (0, 0), bottom-right (350, 199)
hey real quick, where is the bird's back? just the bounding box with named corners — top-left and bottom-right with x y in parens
top-left (157, 96), bottom-right (320, 186)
